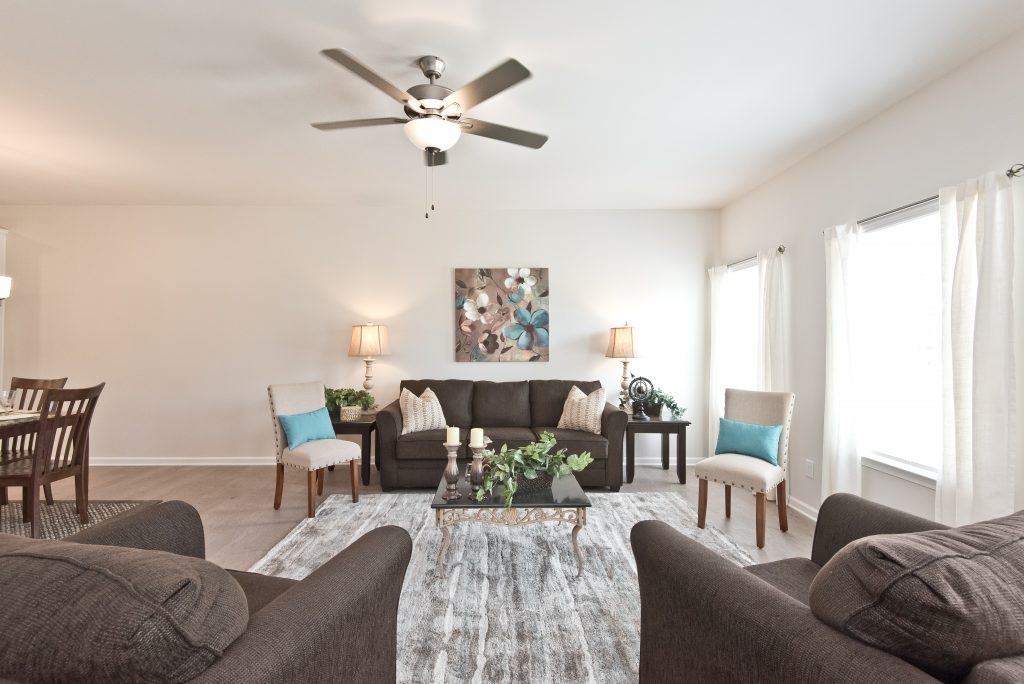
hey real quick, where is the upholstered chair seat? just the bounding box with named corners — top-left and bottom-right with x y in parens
top-left (697, 388), bottom-right (795, 549)
top-left (282, 438), bottom-right (359, 471)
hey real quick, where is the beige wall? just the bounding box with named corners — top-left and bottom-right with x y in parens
top-left (720, 29), bottom-right (1024, 518)
top-left (0, 206), bottom-right (717, 466)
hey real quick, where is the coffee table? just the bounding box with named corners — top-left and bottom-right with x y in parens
top-left (431, 474), bottom-right (592, 578)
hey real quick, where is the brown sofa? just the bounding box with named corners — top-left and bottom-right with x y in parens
top-left (630, 493), bottom-right (1024, 683)
top-left (376, 379), bottom-right (627, 491)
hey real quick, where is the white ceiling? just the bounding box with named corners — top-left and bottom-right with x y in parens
top-left (2, 0), bottom-right (1023, 209)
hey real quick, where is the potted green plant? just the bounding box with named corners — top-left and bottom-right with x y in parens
top-left (475, 431), bottom-right (593, 507)
top-left (644, 388), bottom-right (685, 419)
top-left (324, 387), bottom-right (377, 421)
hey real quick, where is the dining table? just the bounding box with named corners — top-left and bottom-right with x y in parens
top-left (0, 411), bottom-right (47, 504)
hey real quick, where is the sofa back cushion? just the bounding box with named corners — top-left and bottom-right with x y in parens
top-left (473, 381), bottom-right (531, 427)
top-left (809, 511), bottom-right (1024, 682)
top-left (530, 380), bottom-right (603, 427)
top-left (0, 533), bottom-right (248, 683)
top-left (400, 380), bottom-right (474, 428)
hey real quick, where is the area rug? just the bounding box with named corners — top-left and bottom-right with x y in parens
top-left (0, 500), bottom-right (153, 539)
top-left (251, 492), bottom-right (751, 683)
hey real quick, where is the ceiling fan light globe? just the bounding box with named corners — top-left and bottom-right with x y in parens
top-left (404, 118), bottom-right (461, 152)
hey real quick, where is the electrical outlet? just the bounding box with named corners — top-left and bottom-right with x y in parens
top-left (804, 459), bottom-right (814, 479)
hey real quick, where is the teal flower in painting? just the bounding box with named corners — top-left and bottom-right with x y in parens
top-left (455, 292), bottom-right (466, 310)
top-left (503, 307), bottom-right (549, 350)
top-left (507, 285), bottom-right (525, 304)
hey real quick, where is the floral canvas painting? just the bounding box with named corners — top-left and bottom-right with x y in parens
top-left (454, 267), bottom-right (550, 362)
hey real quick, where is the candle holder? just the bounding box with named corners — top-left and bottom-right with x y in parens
top-left (469, 437), bottom-right (491, 494)
top-left (442, 442), bottom-right (461, 501)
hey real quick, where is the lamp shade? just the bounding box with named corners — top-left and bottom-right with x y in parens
top-left (348, 323), bottom-right (390, 358)
top-left (605, 324), bottom-right (637, 359)
top-left (0, 276), bottom-right (10, 300)
top-left (404, 117), bottom-right (462, 152)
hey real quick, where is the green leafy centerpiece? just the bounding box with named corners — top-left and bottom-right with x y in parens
top-left (475, 431), bottom-right (593, 507)
top-left (324, 387), bottom-right (376, 420)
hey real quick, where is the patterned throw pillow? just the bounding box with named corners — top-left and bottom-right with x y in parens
top-left (557, 385), bottom-right (606, 434)
top-left (399, 387), bottom-right (447, 435)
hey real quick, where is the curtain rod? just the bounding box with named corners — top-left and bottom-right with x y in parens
top-left (727, 244), bottom-right (785, 270)
top-left (855, 162), bottom-right (1023, 226)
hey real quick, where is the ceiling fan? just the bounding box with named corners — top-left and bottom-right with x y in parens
top-left (311, 50), bottom-right (548, 167)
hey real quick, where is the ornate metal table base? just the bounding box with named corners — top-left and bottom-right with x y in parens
top-left (436, 506), bottom-right (587, 579)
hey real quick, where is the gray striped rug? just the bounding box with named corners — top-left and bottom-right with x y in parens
top-left (0, 500), bottom-right (151, 539)
top-left (251, 492), bottom-right (752, 683)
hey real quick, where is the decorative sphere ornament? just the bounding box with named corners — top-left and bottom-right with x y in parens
top-left (628, 376), bottom-right (654, 421)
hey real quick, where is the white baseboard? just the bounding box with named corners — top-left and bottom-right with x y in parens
top-left (90, 456), bottom-right (277, 466)
top-left (633, 456), bottom-right (702, 466)
top-left (787, 496), bottom-right (819, 523)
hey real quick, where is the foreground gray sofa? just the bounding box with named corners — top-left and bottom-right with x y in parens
top-left (631, 494), bottom-right (1024, 683)
top-left (377, 379), bottom-right (627, 491)
top-left (0, 501), bottom-right (412, 683)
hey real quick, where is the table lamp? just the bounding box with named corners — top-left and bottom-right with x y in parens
top-left (348, 323), bottom-right (390, 390)
top-left (605, 323), bottom-right (637, 397)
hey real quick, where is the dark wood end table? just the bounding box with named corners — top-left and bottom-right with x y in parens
top-left (625, 416), bottom-right (692, 484)
top-left (332, 414), bottom-right (376, 486)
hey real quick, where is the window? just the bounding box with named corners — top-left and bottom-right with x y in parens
top-left (720, 262), bottom-right (760, 393)
top-left (849, 202), bottom-right (942, 473)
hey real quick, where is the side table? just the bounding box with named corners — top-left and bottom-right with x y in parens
top-left (625, 417), bottom-right (691, 484)
top-left (332, 414), bottom-right (377, 486)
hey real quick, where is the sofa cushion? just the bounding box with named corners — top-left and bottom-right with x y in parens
top-left (397, 428), bottom-right (467, 461)
top-left (529, 380), bottom-right (602, 428)
top-left (533, 428), bottom-right (608, 461)
top-left (401, 380), bottom-right (474, 428)
top-left (0, 534), bottom-right (248, 683)
top-left (809, 511), bottom-right (1024, 682)
top-left (745, 557), bottom-right (820, 605)
top-left (481, 427), bottom-right (537, 451)
top-left (472, 381), bottom-right (531, 427)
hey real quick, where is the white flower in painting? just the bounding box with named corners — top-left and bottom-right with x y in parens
top-left (463, 291), bottom-right (498, 324)
top-left (504, 268), bottom-right (538, 294)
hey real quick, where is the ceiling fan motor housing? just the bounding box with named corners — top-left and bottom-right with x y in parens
top-left (404, 83), bottom-right (456, 118)
top-left (417, 55), bottom-right (446, 81)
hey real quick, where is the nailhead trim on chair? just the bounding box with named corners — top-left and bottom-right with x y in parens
top-left (697, 474), bottom-right (780, 495)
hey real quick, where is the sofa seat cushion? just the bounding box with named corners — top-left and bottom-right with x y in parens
top-left (400, 380), bottom-right (474, 427)
top-left (529, 380), bottom-right (603, 428)
top-left (533, 428), bottom-right (608, 461)
top-left (473, 381), bottom-right (531, 427)
top-left (397, 428), bottom-right (467, 460)
top-left (0, 534), bottom-right (248, 683)
top-left (695, 453), bottom-right (784, 493)
top-left (282, 438), bottom-right (360, 470)
top-left (809, 510), bottom-right (1024, 682)
top-left (227, 569), bottom-right (297, 617)
top-left (745, 558), bottom-right (821, 605)
top-left (481, 427), bottom-right (537, 451)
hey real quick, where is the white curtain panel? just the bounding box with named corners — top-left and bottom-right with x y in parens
top-left (706, 265), bottom-right (729, 457)
top-left (937, 172), bottom-right (1017, 526)
top-left (758, 249), bottom-right (790, 393)
top-left (822, 224), bottom-right (863, 497)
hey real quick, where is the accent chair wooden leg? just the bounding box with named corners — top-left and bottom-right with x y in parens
top-left (697, 478), bottom-right (708, 529)
top-left (350, 459), bottom-right (360, 503)
top-left (273, 463), bottom-right (284, 510)
top-left (28, 485), bottom-right (40, 539)
top-left (724, 485), bottom-right (731, 518)
top-left (22, 487), bottom-right (31, 523)
top-left (43, 484), bottom-right (54, 506)
top-left (777, 480), bottom-right (789, 532)
top-left (74, 474), bottom-right (88, 524)
top-left (307, 470), bottom-right (316, 518)
top-left (316, 468), bottom-right (324, 496)
top-left (755, 492), bottom-right (766, 549)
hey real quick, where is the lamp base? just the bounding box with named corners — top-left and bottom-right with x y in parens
top-left (362, 357), bottom-right (375, 391)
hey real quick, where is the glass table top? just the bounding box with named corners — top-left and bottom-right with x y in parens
top-left (430, 473), bottom-right (591, 509)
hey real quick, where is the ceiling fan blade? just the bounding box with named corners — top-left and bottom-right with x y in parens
top-left (443, 59), bottom-right (531, 113)
top-left (460, 118), bottom-right (548, 149)
top-left (311, 117), bottom-right (407, 131)
top-left (321, 49), bottom-right (422, 112)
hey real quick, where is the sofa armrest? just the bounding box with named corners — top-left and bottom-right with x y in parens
top-left (631, 520), bottom-right (939, 683)
top-left (65, 500), bottom-right (205, 559)
top-left (195, 525), bottom-right (412, 684)
top-left (376, 400), bottom-right (402, 446)
top-left (600, 402), bottom-right (627, 439)
top-left (810, 493), bottom-right (947, 566)
top-left (965, 654), bottom-right (1024, 684)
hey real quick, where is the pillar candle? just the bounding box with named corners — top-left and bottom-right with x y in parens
top-left (446, 426), bottom-right (460, 445)
top-left (469, 428), bottom-right (484, 448)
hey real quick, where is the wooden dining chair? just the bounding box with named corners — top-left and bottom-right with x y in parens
top-left (1, 377), bottom-right (69, 507)
top-left (0, 383), bottom-right (104, 538)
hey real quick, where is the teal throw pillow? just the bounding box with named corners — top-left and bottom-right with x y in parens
top-left (715, 417), bottom-right (783, 465)
top-left (278, 407), bottom-right (335, 450)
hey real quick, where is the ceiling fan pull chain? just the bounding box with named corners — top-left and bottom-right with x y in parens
top-left (431, 164), bottom-right (436, 211)
top-left (424, 166), bottom-right (429, 219)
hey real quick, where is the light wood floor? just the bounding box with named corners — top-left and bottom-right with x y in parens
top-left (36, 463), bottom-right (814, 570)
